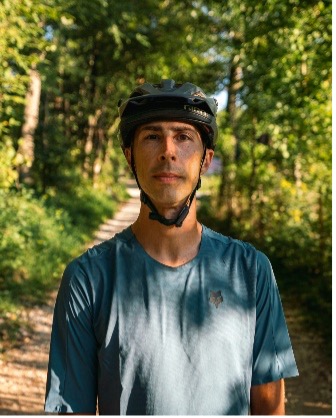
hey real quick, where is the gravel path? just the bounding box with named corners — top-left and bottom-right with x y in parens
top-left (0, 182), bottom-right (331, 415)
top-left (282, 304), bottom-right (332, 415)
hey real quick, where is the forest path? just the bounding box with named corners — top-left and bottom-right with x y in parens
top-left (0, 180), bottom-right (331, 415)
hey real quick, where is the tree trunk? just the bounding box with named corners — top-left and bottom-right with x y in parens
top-left (83, 108), bottom-right (102, 178)
top-left (227, 54), bottom-right (242, 162)
top-left (248, 118), bottom-right (258, 214)
top-left (18, 68), bottom-right (41, 185)
top-left (92, 126), bottom-right (105, 187)
top-left (217, 53), bottom-right (242, 216)
top-left (41, 91), bottom-right (50, 194)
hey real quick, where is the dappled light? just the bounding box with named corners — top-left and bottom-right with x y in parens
top-left (0, 0), bottom-right (331, 415)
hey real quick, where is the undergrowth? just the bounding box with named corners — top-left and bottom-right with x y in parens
top-left (0, 182), bottom-right (126, 352)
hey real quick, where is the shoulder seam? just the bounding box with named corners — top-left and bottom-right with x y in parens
top-left (204, 225), bottom-right (256, 252)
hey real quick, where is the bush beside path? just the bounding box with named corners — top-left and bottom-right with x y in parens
top-left (0, 182), bottom-right (331, 415)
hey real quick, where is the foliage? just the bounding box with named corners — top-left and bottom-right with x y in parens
top-left (198, 0), bottom-right (331, 343)
top-left (0, 0), bottom-right (57, 177)
top-left (0, 184), bottom-right (118, 351)
top-left (43, 177), bottom-right (126, 241)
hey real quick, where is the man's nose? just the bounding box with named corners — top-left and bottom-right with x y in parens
top-left (159, 136), bottom-right (177, 161)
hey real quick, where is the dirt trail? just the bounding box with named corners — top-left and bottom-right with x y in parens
top-left (0, 181), bottom-right (331, 415)
top-left (282, 304), bottom-right (332, 415)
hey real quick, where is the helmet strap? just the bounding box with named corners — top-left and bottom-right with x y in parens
top-left (140, 190), bottom-right (194, 228)
top-left (130, 145), bottom-right (206, 228)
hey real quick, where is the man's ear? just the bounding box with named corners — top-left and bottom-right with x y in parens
top-left (201, 149), bottom-right (214, 175)
top-left (124, 147), bottom-right (132, 168)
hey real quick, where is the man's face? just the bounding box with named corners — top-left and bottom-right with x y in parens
top-left (125, 120), bottom-right (214, 211)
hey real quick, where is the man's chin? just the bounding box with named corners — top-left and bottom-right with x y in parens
top-left (147, 191), bottom-right (189, 212)
top-left (141, 180), bottom-right (197, 207)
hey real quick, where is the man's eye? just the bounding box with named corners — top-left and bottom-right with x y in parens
top-left (177, 133), bottom-right (191, 141)
top-left (146, 134), bottom-right (159, 140)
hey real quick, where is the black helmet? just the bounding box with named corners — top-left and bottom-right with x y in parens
top-left (118, 79), bottom-right (218, 149)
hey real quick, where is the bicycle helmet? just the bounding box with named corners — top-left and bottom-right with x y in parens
top-left (117, 79), bottom-right (218, 227)
top-left (118, 79), bottom-right (218, 150)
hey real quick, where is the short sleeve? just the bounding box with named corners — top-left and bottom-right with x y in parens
top-left (44, 260), bottom-right (98, 413)
top-left (251, 251), bottom-right (299, 385)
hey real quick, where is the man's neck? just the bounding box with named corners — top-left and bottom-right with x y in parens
top-left (131, 200), bottom-right (202, 268)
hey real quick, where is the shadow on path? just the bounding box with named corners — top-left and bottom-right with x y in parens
top-left (282, 302), bottom-right (332, 415)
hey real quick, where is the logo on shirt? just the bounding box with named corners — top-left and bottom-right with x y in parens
top-left (209, 290), bottom-right (223, 308)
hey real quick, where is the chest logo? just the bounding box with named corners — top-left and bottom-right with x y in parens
top-left (209, 290), bottom-right (223, 308)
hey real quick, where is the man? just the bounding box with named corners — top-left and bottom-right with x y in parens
top-left (45, 79), bottom-right (298, 415)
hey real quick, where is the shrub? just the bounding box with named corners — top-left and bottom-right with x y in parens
top-left (0, 183), bottom-right (120, 351)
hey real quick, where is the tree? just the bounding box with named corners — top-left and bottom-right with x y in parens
top-left (0, 0), bottom-right (57, 187)
top-left (17, 67), bottom-right (42, 185)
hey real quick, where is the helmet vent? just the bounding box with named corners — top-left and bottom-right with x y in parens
top-left (161, 79), bottom-right (176, 91)
top-left (193, 91), bottom-right (207, 99)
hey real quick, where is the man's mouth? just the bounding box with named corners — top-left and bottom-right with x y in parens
top-left (152, 172), bottom-right (181, 183)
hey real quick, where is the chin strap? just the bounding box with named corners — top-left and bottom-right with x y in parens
top-left (131, 146), bottom-right (206, 228)
top-left (140, 186), bottom-right (198, 228)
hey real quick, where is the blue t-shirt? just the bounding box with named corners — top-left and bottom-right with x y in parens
top-left (45, 226), bottom-right (298, 415)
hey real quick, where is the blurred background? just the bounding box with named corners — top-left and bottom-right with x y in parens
top-left (0, 0), bottom-right (331, 414)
